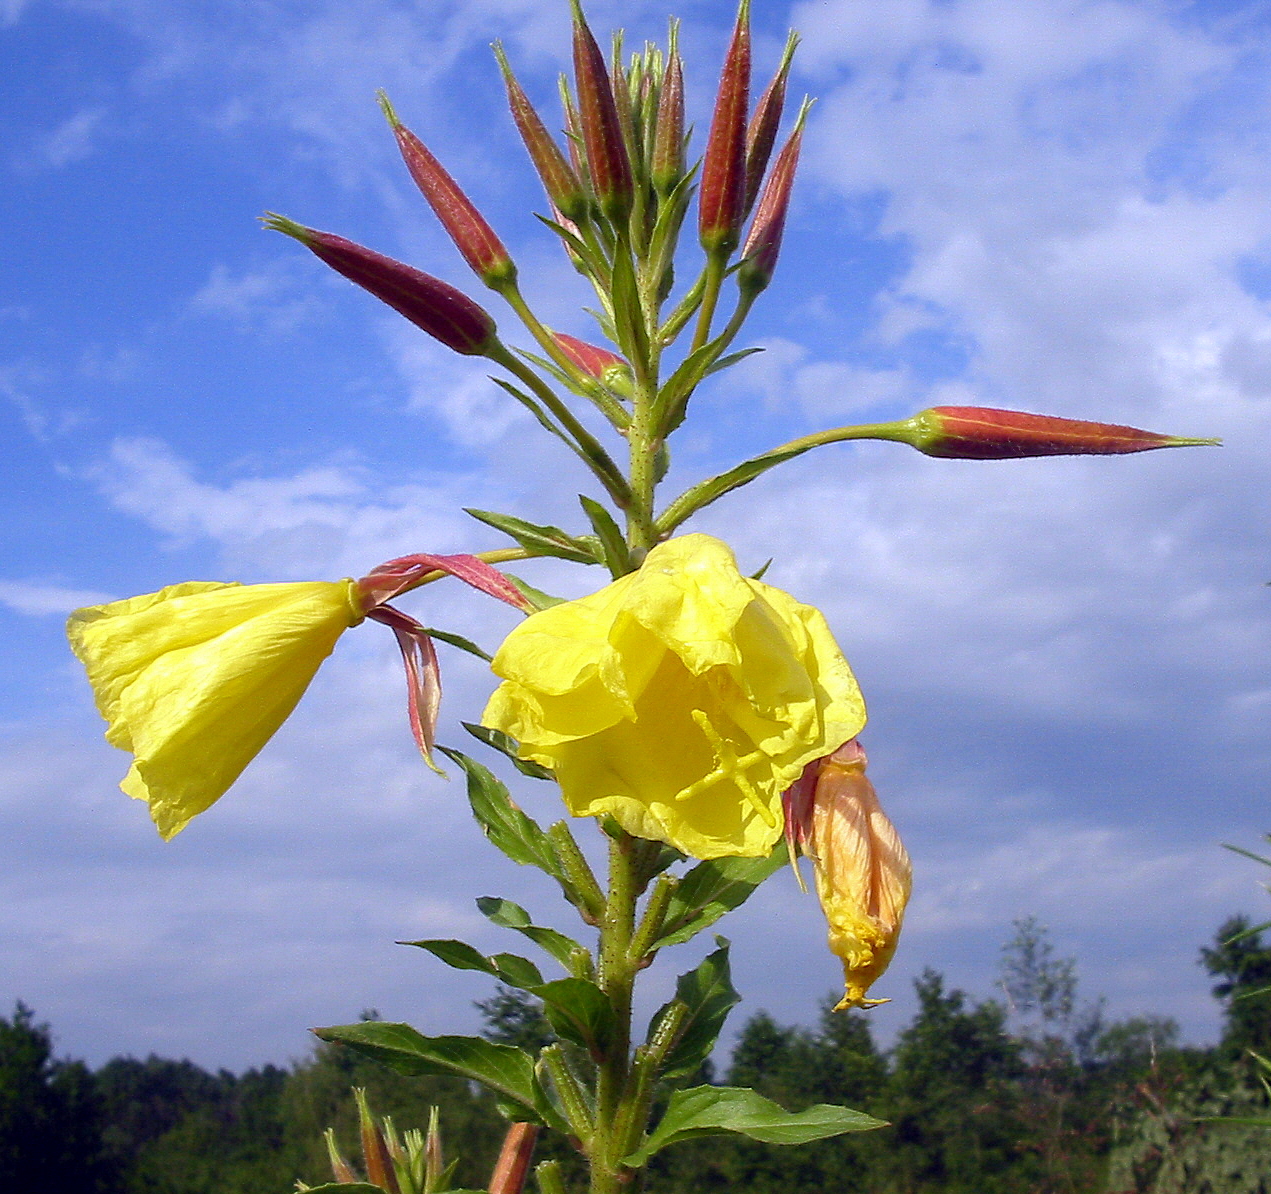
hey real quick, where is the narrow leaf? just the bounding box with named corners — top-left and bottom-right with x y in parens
top-left (624, 1085), bottom-right (885, 1164)
top-left (655, 842), bottom-right (788, 948)
top-left (654, 939), bottom-right (739, 1081)
top-left (462, 722), bottom-right (555, 781)
top-left (579, 494), bottom-right (631, 578)
top-left (504, 573), bottom-right (568, 611)
top-left (465, 508), bottom-right (599, 565)
top-left (476, 896), bottom-right (586, 974)
top-left (426, 627), bottom-right (493, 662)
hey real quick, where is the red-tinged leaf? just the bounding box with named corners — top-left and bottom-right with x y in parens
top-left (366, 605), bottom-right (442, 770)
top-left (359, 553), bottom-right (534, 612)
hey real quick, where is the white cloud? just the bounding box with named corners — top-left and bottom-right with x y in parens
top-left (0, 581), bottom-right (115, 616)
top-left (190, 260), bottom-right (323, 334)
top-left (36, 107), bottom-right (108, 169)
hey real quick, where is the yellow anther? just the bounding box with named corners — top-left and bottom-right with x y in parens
top-left (677, 710), bottom-right (779, 828)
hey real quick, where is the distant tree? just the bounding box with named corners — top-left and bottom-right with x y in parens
top-left (1201, 914), bottom-right (1271, 1059)
top-left (0, 1002), bottom-right (117, 1192)
top-left (475, 984), bottom-right (556, 1052)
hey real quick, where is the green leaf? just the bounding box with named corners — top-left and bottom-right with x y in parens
top-left (578, 494), bottom-right (631, 578)
top-left (503, 573), bottom-right (567, 610)
top-left (438, 747), bottom-right (561, 875)
top-left (476, 896), bottom-right (587, 974)
top-left (610, 242), bottom-right (649, 364)
top-left (461, 722), bottom-right (554, 781)
top-left (400, 939), bottom-right (545, 989)
top-left (313, 1023), bottom-right (548, 1121)
top-left (492, 952), bottom-right (546, 988)
top-left (535, 977), bottom-right (617, 1057)
top-left (300, 1185), bottom-right (389, 1194)
top-left (623, 1085), bottom-right (886, 1164)
top-left (704, 346), bottom-right (764, 377)
top-left (655, 842), bottom-right (788, 949)
top-left (656, 443), bottom-right (811, 534)
top-left (464, 508), bottom-right (599, 565)
top-left (654, 939), bottom-right (739, 1081)
top-left (425, 627), bottom-right (492, 663)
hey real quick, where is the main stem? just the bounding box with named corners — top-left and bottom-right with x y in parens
top-left (591, 831), bottom-right (640, 1194)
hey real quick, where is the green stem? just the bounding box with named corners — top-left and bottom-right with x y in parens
top-left (689, 250), bottom-right (728, 354)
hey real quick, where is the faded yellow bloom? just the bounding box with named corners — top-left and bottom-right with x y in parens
top-left (68, 580), bottom-right (363, 840)
top-left (788, 740), bottom-right (911, 1010)
top-left (482, 534), bottom-right (866, 859)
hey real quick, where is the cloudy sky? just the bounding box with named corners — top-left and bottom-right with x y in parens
top-left (3, 0), bottom-right (1269, 1073)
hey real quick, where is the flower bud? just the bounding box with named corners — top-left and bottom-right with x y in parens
top-left (494, 44), bottom-right (587, 223)
top-left (651, 39), bottom-right (685, 194)
top-left (699, 0), bottom-right (751, 253)
top-left (553, 331), bottom-right (632, 391)
top-left (743, 30), bottom-right (798, 216)
top-left (378, 93), bottom-right (516, 288)
top-left (488, 1123), bottom-right (539, 1194)
top-left (264, 215), bottom-right (498, 356)
top-left (902, 405), bottom-right (1221, 459)
top-left (739, 107), bottom-right (806, 293)
top-left (784, 740), bottom-right (911, 1011)
top-left (570, 0), bottom-right (633, 222)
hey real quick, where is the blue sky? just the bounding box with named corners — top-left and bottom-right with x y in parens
top-left (3, 0), bottom-right (1270, 1072)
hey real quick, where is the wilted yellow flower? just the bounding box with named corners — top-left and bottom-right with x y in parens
top-left (482, 534), bottom-right (865, 859)
top-left (786, 740), bottom-right (912, 1010)
top-left (68, 580), bottom-right (363, 840)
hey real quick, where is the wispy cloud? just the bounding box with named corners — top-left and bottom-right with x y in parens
top-left (0, 582), bottom-right (115, 616)
top-left (34, 107), bottom-right (109, 169)
top-left (190, 260), bottom-right (324, 334)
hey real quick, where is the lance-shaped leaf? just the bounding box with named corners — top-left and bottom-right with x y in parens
top-left (464, 508), bottom-right (600, 565)
top-left (400, 938), bottom-right (546, 988)
top-left (535, 977), bottom-right (617, 1058)
top-left (651, 939), bottom-right (739, 1081)
top-left (623, 1085), bottom-right (885, 1164)
top-left (476, 896), bottom-right (590, 976)
top-left (579, 495), bottom-right (631, 578)
top-left (263, 216), bottom-right (497, 357)
top-left (463, 722), bottom-right (555, 781)
top-left (312, 1023), bottom-right (552, 1124)
top-left (654, 842), bottom-right (788, 948)
top-left (379, 92), bottom-right (515, 288)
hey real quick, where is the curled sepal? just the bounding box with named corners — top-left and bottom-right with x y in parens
top-left (263, 216), bottom-right (497, 356)
top-left (365, 604), bottom-right (442, 773)
top-left (378, 93), bottom-right (515, 288)
top-left (647, 938), bottom-right (739, 1083)
top-left (311, 1023), bottom-right (566, 1133)
top-left (358, 553), bottom-right (533, 612)
top-left (621, 1085), bottom-right (885, 1165)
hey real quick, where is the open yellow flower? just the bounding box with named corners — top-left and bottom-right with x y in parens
top-left (482, 534), bottom-right (866, 858)
top-left (68, 580), bottom-right (364, 840)
top-left (785, 740), bottom-right (912, 1010)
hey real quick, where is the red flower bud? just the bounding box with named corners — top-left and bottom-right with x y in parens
top-left (494, 43), bottom-right (587, 223)
top-left (264, 215), bottom-right (497, 356)
top-left (488, 1123), bottom-right (539, 1194)
top-left (553, 331), bottom-right (632, 389)
top-left (651, 41), bottom-right (685, 194)
top-left (743, 30), bottom-right (798, 216)
top-left (905, 406), bottom-right (1221, 459)
top-left (570, 0), bottom-right (633, 222)
top-left (377, 93), bottom-right (516, 288)
top-left (699, 0), bottom-right (751, 254)
top-left (739, 106), bottom-right (806, 292)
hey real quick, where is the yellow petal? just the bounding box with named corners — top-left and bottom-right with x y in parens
top-left (68, 579), bottom-right (361, 839)
top-left (483, 534), bottom-right (866, 859)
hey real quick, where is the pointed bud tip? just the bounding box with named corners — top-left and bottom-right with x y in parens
top-left (376, 90), bottom-right (401, 128)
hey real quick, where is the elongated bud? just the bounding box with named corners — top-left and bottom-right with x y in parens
top-left (264, 215), bottom-right (497, 356)
top-left (570, 0), bottom-right (633, 222)
top-left (784, 740), bottom-right (911, 1012)
top-left (610, 31), bottom-right (638, 166)
top-left (488, 1123), bottom-right (539, 1194)
top-left (553, 331), bottom-right (631, 390)
top-left (901, 406), bottom-right (1221, 459)
top-left (699, 0), bottom-right (751, 253)
top-left (378, 93), bottom-right (515, 288)
top-left (744, 30), bottom-right (798, 216)
top-left (651, 31), bottom-right (685, 194)
top-left (355, 1089), bottom-right (401, 1194)
top-left (739, 102), bottom-right (808, 293)
top-left (494, 44), bottom-right (587, 223)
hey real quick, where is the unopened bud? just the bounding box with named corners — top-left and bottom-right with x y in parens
top-left (264, 215), bottom-right (498, 356)
top-left (553, 331), bottom-right (632, 392)
top-left (902, 405), bottom-right (1221, 459)
top-left (494, 44), bottom-right (587, 223)
top-left (784, 740), bottom-right (911, 1012)
top-left (739, 105), bottom-right (807, 293)
top-left (488, 1122), bottom-right (539, 1194)
top-left (378, 93), bottom-right (515, 288)
top-left (651, 37), bottom-right (685, 194)
top-left (570, 0), bottom-right (633, 222)
top-left (699, 0), bottom-right (750, 253)
top-left (743, 30), bottom-right (798, 216)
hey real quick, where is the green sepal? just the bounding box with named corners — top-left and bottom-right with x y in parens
top-left (311, 1023), bottom-right (562, 1129)
top-left (651, 937), bottom-right (739, 1082)
top-left (504, 573), bottom-right (567, 610)
top-left (476, 896), bottom-right (590, 977)
top-left (622, 1086), bottom-right (886, 1164)
top-left (465, 508), bottom-right (600, 565)
top-left (654, 841), bottom-right (788, 949)
top-left (438, 747), bottom-right (562, 875)
top-left (655, 443), bottom-right (809, 536)
top-left (424, 627), bottom-right (493, 662)
top-left (578, 495), bottom-right (631, 578)
top-left (462, 722), bottom-right (554, 781)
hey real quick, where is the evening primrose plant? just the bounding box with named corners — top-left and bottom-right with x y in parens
top-left (68, 3), bottom-right (1216, 1192)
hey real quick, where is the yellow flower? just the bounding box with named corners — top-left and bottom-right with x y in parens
top-left (482, 534), bottom-right (866, 859)
top-left (787, 740), bottom-right (912, 1010)
top-left (68, 580), bottom-right (363, 840)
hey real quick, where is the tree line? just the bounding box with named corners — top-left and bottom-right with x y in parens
top-left (4, 914), bottom-right (1269, 1194)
